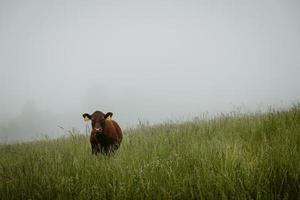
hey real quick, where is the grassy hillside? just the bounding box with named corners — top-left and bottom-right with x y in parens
top-left (1, 104), bottom-right (300, 200)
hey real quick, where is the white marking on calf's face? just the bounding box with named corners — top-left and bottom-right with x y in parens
top-left (106, 116), bottom-right (112, 120)
top-left (95, 127), bottom-right (102, 132)
top-left (84, 116), bottom-right (90, 121)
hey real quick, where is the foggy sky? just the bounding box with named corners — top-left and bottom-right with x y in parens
top-left (1, 0), bottom-right (300, 142)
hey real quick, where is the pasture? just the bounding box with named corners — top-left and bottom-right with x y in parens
top-left (1, 104), bottom-right (300, 199)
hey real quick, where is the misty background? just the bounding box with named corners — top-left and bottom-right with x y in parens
top-left (0, 0), bottom-right (299, 142)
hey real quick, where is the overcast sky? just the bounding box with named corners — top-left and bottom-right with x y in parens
top-left (0, 0), bottom-right (299, 142)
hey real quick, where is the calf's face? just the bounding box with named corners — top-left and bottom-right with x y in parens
top-left (82, 111), bottom-right (113, 134)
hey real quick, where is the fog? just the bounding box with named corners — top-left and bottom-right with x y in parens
top-left (1, 0), bottom-right (299, 142)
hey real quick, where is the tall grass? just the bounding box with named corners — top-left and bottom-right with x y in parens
top-left (1, 104), bottom-right (300, 199)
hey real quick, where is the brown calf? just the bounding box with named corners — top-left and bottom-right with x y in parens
top-left (82, 111), bottom-right (122, 155)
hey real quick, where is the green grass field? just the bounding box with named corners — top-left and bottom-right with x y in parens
top-left (1, 104), bottom-right (300, 200)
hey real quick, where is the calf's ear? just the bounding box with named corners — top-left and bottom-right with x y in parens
top-left (105, 112), bottom-right (113, 120)
top-left (82, 113), bottom-right (91, 121)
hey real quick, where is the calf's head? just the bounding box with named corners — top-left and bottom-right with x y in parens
top-left (82, 111), bottom-right (113, 134)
